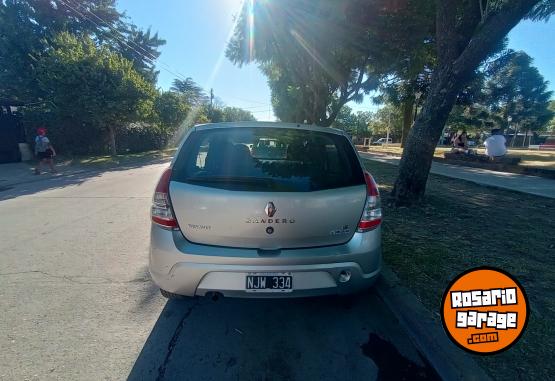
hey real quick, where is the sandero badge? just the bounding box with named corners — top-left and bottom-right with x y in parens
top-left (265, 201), bottom-right (277, 217)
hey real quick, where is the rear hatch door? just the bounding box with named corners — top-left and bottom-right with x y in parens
top-left (170, 126), bottom-right (367, 249)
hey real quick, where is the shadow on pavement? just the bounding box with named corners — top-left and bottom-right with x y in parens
top-left (0, 157), bottom-right (170, 201)
top-left (128, 290), bottom-right (431, 381)
top-left (361, 333), bottom-right (440, 380)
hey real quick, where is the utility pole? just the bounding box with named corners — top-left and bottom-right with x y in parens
top-left (386, 112), bottom-right (391, 147)
top-left (209, 88), bottom-right (214, 120)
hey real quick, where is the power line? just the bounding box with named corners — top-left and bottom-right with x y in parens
top-left (66, 0), bottom-right (189, 82)
top-left (59, 0), bottom-right (190, 83)
top-left (222, 94), bottom-right (269, 105)
top-left (59, 0), bottom-right (270, 114)
top-left (58, 0), bottom-right (153, 64)
top-left (68, 0), bottom-right (159, 62)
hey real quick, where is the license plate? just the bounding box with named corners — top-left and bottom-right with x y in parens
top-left (245, 273), bottom-right (293, 292)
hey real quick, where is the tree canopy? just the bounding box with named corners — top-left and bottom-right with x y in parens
top-left (227, 0), bottom-right (380, 126)
top-left (226, 0), bottom-right (553, 204)
top-left (389, 0), bottom-right (554, 204)
top-left (36, 32), bottom-right (156, 155)
top-left (1, 0), bottom-right (258, 155)
top-left (484, 50), bottom-right (553, 134)
top-left (170, 78), bottom-right (209, 105)
top-left (332, 106), bottom-right (374, 138)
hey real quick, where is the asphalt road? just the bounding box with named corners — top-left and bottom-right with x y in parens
top-left (0, 163), bottom-right (436, 381)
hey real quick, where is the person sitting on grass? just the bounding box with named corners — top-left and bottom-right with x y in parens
top-left (451, 130), bottom-right (469, 153)
top-left (34, 127), bottom-right (57, 175)
top-left (484, 128), bottom-right (507, 159)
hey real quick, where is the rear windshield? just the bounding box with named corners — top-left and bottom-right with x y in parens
top-left (172, 127), bottom-right (365, 192)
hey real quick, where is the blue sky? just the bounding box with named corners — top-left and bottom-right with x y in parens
top-left (117, 0), bottom-right (555, 121)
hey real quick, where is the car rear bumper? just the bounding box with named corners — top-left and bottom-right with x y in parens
top-left (149, 226), bottom-right (382, 298)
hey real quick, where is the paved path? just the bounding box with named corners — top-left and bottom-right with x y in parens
top-left (0, 163), bottom-right (436, 381)
top-left (360, 152), bottom-right (555, 199)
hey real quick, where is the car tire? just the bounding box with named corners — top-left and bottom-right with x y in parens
top-left (160, 288), bottom-right (186, 299)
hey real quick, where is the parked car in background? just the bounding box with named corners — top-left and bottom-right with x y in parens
top-left (372, 138), bottom-right (392, 145)
top-left (149, 122), bottom-right (382, 298)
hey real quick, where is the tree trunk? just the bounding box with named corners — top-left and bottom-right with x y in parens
top-left (390, 0), bottom-right (540, 205)
top-left (391, 66), bottom-right (462, 204)
top-left (400, 97), bottom-right (415, 148)
top-left (522, 129), bottom-right (528, 147)
top-left (108, 126), bottom-right (117, 156)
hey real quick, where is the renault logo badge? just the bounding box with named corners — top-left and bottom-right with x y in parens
top-left (265, 202), bottom-right (277, 217)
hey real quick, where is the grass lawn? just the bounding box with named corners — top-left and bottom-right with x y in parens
top-left (362, 159), bottom-right (555, 381)
top-left (365, 146), bottom-right (555, 169)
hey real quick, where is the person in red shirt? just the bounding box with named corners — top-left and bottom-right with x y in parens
top-left (34, 128), bottom-right (57, 175)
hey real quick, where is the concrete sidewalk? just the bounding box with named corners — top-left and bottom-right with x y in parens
top-left (360, 152), bottom-right (555, 199)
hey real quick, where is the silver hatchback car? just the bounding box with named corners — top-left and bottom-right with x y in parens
top-left (149, 122), bottom-right (382, 298)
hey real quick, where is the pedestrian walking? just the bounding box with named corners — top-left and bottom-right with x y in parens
top-left (34, 127), bottom-right (57, 174)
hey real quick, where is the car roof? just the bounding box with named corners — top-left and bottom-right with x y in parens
top-left (192, 121), bottom-right (347, 136)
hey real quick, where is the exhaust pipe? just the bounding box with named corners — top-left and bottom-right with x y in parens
top-left (338, 270), bottom-right (351, 283)
top-left (206, 291), bottom-right (223, 301)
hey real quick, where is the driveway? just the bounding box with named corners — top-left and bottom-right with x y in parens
top-left (0, 163), bottom-right (436, 380)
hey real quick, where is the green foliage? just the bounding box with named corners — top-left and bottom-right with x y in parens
top-left (2, 1), bottom-right (261, 156)
top-left (0, 0), bottom-right (124, 100)
top-left (367, 105), bottom-right (403, 140)
top-left (484, 50), bottom-right (553, 132)
top-left (370, 0), bottom-right (436, 105)
top-left (390, 0), bottom-right (554, 203)
top-left (33, 32), bottom-right (156, 154)
top-left (445, 50), bottom-right (554, 135)
top-left (227, 0), bottom-right (379, 126)
top-left (332, 106), bottom-right (372, 137)
top-left (0, 0), bottom-right (168, 154)
top-left (170, 78), bottom-right (208, 105)
top-left (115, 25), bottom-right (166, 83)
top-left (154, 91), bottom-right (191, 131)
top-left (547, 100), bottom-right (555, 133)
top-left (220, 106), bottom-right (256, 122)
top-left (116, 123), bottom-right (170, 153)
top-left (188, 103), bottom-right (256, 124)
top-left (446, 104), bottom-right (493, 133)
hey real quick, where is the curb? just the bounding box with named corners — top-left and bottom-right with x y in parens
top-left (375, 266), bottom-right (492, 381)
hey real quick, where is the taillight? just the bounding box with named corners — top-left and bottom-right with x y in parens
top-left (151, 167), bottom-right (178, 229)
top-left (357, 171), bottom-right (382, 232)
